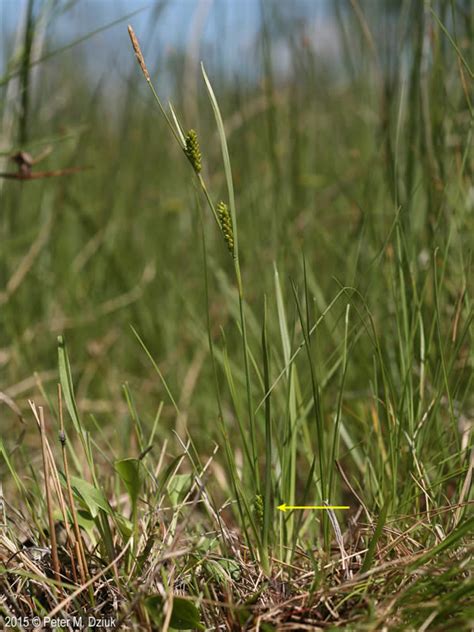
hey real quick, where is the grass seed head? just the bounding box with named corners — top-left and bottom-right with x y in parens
top-left (184, 129), bottom-right (202, 173)
top-left (128, 25), bottom-right (150, 82)
top-left (217, 201), bottom-right (234, 255)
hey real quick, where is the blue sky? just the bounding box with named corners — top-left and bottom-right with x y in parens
top-left (1, 0), bottom-right (334, 77)
top-left (0, 0), bottom-right (342, 114)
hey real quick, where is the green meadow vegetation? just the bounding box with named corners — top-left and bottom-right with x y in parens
top-left (0, 1), bottom-right (473, 629)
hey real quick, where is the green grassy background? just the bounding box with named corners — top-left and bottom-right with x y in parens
top-left (0, 0), bottom-right (472, 628)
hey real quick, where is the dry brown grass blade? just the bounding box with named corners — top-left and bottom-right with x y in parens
top-left (58, 384), bottom-right (89, 584)
top-left (0, 166), bottom-right (89, 179)
top-left (29, 401), bottom-right (62, 588)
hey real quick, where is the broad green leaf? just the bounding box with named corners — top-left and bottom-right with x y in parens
top-left (145, 595), bottom-right (204, 631)
top-left (68, 475), bottom-right (111, 518)
top-left (169, 598), bottom-right (204, 630)
top-left (156, 454), bottom-right (185, 496)
top-left (167, 473), bottom-right (191, 506)
top-left (115, 458), bottom-right (143, 510)
top-left (114, 512), bottom-right (133, 539)
top-left (204, 558), bottom-right (241, 584)
top-left (76, 509), bottom-right (95, 534)
top-left (144, 595), bottom-right (163, 627)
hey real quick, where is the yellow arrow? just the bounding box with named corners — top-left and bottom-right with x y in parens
top-left (277, 503), bottom-right (349, 512)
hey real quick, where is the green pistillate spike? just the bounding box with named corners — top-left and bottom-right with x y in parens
top-left (216, 201), bottom-right (234, 255)
top-left (184, 129), bottom-right (202, 173)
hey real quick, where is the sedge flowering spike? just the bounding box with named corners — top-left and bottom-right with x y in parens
top-left (184, 129), bottom-right (202, 173)
top-left (128, 25), bottom-right (150, 82)
top-left (216, 201), bottom-right (234, 255)
top-left (253, 494), bottom-right (264, 528)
